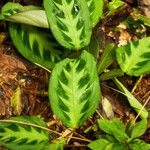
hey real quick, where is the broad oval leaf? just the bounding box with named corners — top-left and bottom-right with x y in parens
top-left (116, 37), bottom-right (150, 76)
top-left (98, 119), bottom-right (128, 142)
top-left (9, 23), bottom-right (66, 70)
top-left (0, 116), bottom-right (50, 150)
top-left (44, 0), bottom-right (92, 50)
top-left (131, 119), bottom-right (147, 139)
top-left (88, 138), bottom-right (110, 150)
top-left (49, 51), bottom-right (101, 128)
top-left (85, 0), bottom-right (103, 27)
top-left (0, 2), bottom-right (48, 28)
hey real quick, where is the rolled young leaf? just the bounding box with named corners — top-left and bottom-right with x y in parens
top-left (0, 116), bottom-right (50, 150)
top-left (0, 2), bottom-right (48, 28)
top-left (49, 50), bottom-right (101, 128)
top-left (113, 78), bottom-right (148, 119)
top-left (9, 23), bottom-right (66, 70)
top-left (99, 69), bottom-right (124, 81)
top-left (44, 0), bottom-right (92, 50)
top-left (97, 43), bottom-right (116, 74)
top-left (116, 37), bottom-right (150, 76)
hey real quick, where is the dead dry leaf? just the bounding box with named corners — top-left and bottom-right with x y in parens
top-left (11, 86), bottom-right (24, 116)
top-left (0, 33), bottom-right (7, 46)
top-left (0, 54), bottom-right (27, 73)
top-left (0, 99), bottom-right (5, 116)
top-left (102, 97), bottom-right (114, 119)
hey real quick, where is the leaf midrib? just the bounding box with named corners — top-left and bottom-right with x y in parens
top-left (62, 0), bottom-right (81, 49)
top-left (70, 63), bottom-right (77, 127)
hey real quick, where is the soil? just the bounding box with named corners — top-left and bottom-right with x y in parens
top-left (0, 0), bottom-right (150, 150)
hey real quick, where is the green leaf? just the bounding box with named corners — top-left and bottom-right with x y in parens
top-left (99, 69), bottom-right (124, 81)
top-left (97, 43), bottom-right (116, 74)
top-left (131, 119), bottom-right (147, 139)
top-left (88, 138), bottom-right (110, 150)
top-left (98, 119), bottom-right (128, 142)
top-left (0, 2), bottom-right (48, 28)
top-left (1, 2), bottom-right (23, 13)
top-left (129, 139), bottom-right (150, 150)
top-left (11, 86), bottom-right (23, 116)
top-left (113, 78), bottom-right (148, 119)
top-left (0, 2), bottom-right (22, 20)
top-left (108, 0), bottom-right (124, 12)
top-left (104, 134), bottom-right (118, 143)
top-left (9, 23), bottom-right (66, 70)
top-left (44, 0), bottom-right (92, 50)
top-left (133, 9), bottom-right (150, 27)
top-left (116, 37), bottom-right (150, 76)
top-left (104, 143), bottom-right (126, 150)
top-left (0, 116), bottom-right (50, 150)
top-left (85, 0), bottom-right (103, 27)
top-left (88, 138), bottom-right (126, 150)
top-left (43, 140), bottom-right (65, 150)
top-left (49, 50), bottom-right (101, 128)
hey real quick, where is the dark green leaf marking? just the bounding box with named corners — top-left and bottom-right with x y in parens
top-left (0, 116), bottom-right (50, 150)
top-left (44, 0), bottom-right (92, 49)
top-left (116, 37), bottom-right (150, 76)
top-left (9, 23), bottom-right (67, 70)
top-left (85, 0), bottom-right (103, 27)
top-left (49, 51), bottom-right (101, 128)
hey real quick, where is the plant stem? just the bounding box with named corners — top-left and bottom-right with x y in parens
top-left (134, 96), bottom-right (150, 123)
top-left (131, 75), bottom-right (143, 93)
top-left (0, 119), bottom-right (91, 142)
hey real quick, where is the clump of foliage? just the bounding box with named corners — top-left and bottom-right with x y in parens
top-left (88, 119), bottom-right (150, 150)
top-left (0, 0), bottom-right (150, 149)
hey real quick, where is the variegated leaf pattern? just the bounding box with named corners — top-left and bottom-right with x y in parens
top-left (9, 23), bottom-right (67, 70)
top-left (0, 2), bottom-right (22, 18)
top-left (0, 2), bottom-right (48, 28)
top-left (116, 37), bottom-right (150, 76)
top-left (85, 0), bottom-right (103, 27)
top-left (0, 116), bottom-right (49, 150)
top-left (44, 0), bottom-right (92, 50)
top-left (49, 51), bottom-right (101, 128)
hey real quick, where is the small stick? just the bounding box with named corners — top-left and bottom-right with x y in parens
top-left (131, 75), bottom-right (143, 93)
